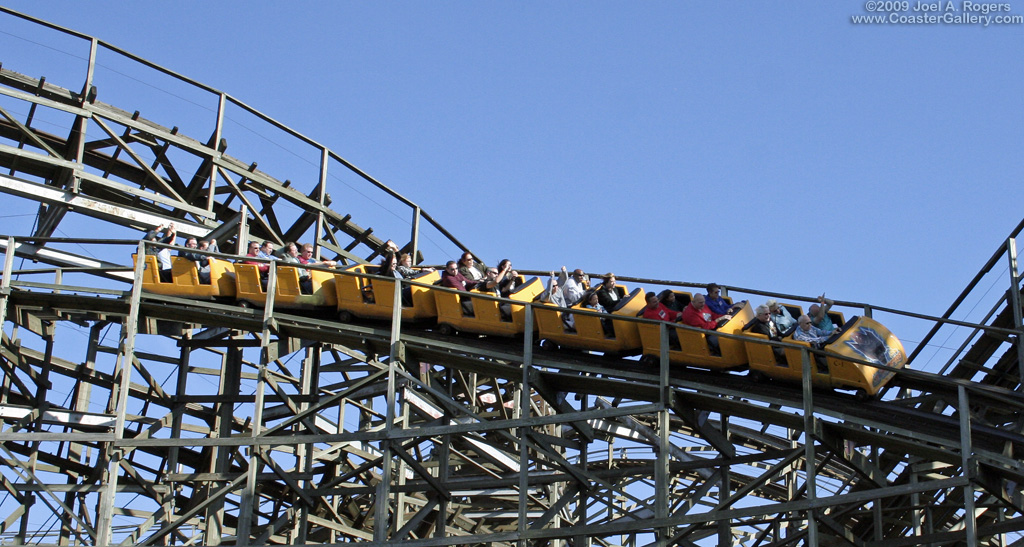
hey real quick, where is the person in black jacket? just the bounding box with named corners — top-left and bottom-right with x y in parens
top-left (749, 305), bottom-right (785, 363)
top-left (178, 237), bottom-right (211, 284)
top-left (595, 273), bottom-right (623, 311)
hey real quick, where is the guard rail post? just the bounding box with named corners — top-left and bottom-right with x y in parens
top-left (802, 347), bottom-right (819, 546)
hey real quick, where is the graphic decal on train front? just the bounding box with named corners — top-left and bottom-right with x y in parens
top-left (828, 318), bottom-right (907, 389)
top-left (845, 327), bottom-right (893, 365)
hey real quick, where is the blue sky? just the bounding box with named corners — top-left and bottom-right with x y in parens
top-left (2, 1), bottom-right (1023, 372)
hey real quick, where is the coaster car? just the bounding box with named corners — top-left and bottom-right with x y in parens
top-left (744, 315), bottom-right (906, 400)
top-left (134, 254), bottom-right (236, 299)
top-left (434, 277), bottom-right (544, 337)
top-left (235, 262), bottom-right (337, 310)
top-left (638, 300), bottom-right (755, 371)
top-left (334, 264), bottom-right (440, 322)
top-left (535, 287), bottom-right (645, 355)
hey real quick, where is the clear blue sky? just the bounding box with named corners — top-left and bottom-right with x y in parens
top-left (2, 1), bottom-right (1023, 371)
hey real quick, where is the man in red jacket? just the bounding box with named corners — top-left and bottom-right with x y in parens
top-left (642, 291), bottom-right (682, 322)
top-left (440, 260), bottom-right (479, 315)
top-left (641, 291), bottom-right (681, 349)
top-left (680, 294), bottom-right (731, 356)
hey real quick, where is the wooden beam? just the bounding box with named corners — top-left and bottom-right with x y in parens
top-left (216, 166), bottom-right (280, 245)
top-left (90, 115), bottom-right (186, 204)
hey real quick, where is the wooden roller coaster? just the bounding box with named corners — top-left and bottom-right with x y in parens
top-left (1, 7), bottom-right (1024, 546)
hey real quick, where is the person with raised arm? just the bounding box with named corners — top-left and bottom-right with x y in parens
top-left (557, 266), bottom-right (590, 306)
top-left (766, 298), bottom-right (797, 332)
top-left (143, 223), bottom-right (176, 282)
top-left (808, 294), bottom-right (837, 334)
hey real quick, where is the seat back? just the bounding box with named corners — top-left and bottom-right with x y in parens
top-left (132, 254), bottom-right (163, 287)
top-left (234, 263), bottom-right (266, 303)
top-left (208, 258), bottom-right (237, 296)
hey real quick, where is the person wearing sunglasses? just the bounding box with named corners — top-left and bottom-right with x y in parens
top-left (557, 266), bottom-right (590, 306)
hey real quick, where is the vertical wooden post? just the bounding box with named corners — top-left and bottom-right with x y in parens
top-left (959, 385), bottom-right (978, 545)
top-left (96, 239), bottom-right (146, 546)
top-left (391, 278), bottom-right (407, 534)
top-left (411, 206), bottom-right (421, 264)
top-left (656, 322), bottom-right (670, 546)
top-left (316, 148), bottom-right (328, 259)
top-left (237, 264), bottom-right (277, 543)
top-left (1006, 238), bottom-right (1024, 391)
top-left (802, 348), bottom-right (818, 547)
top-left (518, 304), bottom-right (534, 547)
top-left (373, 275), bottom-right (403, 542)
top-left (0, 236), bottom-right (15, 330)
top-left (208, 93), bottom-right (225, 214)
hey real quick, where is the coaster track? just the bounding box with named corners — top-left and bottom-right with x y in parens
top-left (1, 8), bottom-right (1023, 546)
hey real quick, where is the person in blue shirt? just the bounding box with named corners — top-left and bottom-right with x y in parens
top-left (808, 294), bottom-right (837, 334)
top-left (767, 299), bottom-right (797, 332)
top-left (705, 283), bottom-right (744, 316)
top-left (257, 241), bottom-right (278, 260)
top-left (794, 314), bottom-right (831, 372)
top-left (793, 314), bottom-right (830, 345)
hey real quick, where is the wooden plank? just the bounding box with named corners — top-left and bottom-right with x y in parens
top-left (0, 174), bottom-right (212, 234)
top-left (0, 80), bottom-right (90, 117)
top-left (0, 104), bottom-right (62, 158)
top-left (0, 146), bottom-right (212, 219)
top-left (0, 405), bottom-right (115, 427)
top-left (0, 236), bottom-right (131, 281)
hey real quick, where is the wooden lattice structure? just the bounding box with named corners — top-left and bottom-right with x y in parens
top-left (1, 7), bottom-right (1024, 546)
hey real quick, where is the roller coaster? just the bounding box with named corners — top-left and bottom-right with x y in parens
top-left (133, 250), bottom-right (907, 402)
top-left (1, 7), bottom-right (1024, 546)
